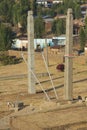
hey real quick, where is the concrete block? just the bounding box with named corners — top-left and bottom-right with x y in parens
top-left (15, 101), bottom-right (24, 108)
top-left (78, 100), bottom-right (83, 103)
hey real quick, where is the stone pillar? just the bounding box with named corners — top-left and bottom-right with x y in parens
top-left (64, 8), bottom-right (73, 100)
top-left (27, 11), bottom-right (35, 94)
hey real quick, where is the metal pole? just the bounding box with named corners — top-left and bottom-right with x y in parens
top-left (64, 8), bottom-right (73, 100)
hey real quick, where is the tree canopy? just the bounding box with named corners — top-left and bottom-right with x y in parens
top-left (52, 19), bottom-right (66, 35)
top-left (79, 27), bottom-right (86, 50)
top-left (0, 23), bottom-right (14, 51)
top-left (0, 0), bottom-right (85, 44)
top-left (0, 0), bottom-right (82, 34)
top-left (34, 15), bottom-right (45, 38)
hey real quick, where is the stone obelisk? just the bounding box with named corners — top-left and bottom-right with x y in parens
top-left (27, 11), bottom-right (35, 94)
top-left (64, 8), bottom-right (73, 100)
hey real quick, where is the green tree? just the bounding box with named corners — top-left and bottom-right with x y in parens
top-left (34, 15), bottom-right (45, 38)
top-left (18, 0), bottom-right (30, 32)
top-left (12, 3), bottom-right (20, 26)
top-left (79, 27), bottom-right (86, 50)
top-left (30, 0), bottom-right (37, 15)
top-left (12, 0), bottom-right (31, 33)
top-left (52, 20), bottom-right (56, 34)
top-left (37, 5), bottom-right (43, 16)
top-left (0, 23), bottom-right (14, 51)
top-left (85, 16), bottom-right (87, 43)
top-left (63, 0), bottom-right (74, 14)
top-left (74, 4), bottom-right (81, 19)
top-left (0, 0), bottom-right (15, 23)
top-left (52, 19), bottom-right (66, 35)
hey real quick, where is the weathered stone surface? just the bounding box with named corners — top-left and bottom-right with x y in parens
top-left (64, 8), bottom-right (73, 100)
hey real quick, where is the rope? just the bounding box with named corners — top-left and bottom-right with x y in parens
top-left (41, 51), bottom-right (58, 100)
top-left (21, 53), bottom-right (50, 101)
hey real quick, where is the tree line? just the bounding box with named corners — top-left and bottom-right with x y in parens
top-left (0, 0), bottom-right (87, 52)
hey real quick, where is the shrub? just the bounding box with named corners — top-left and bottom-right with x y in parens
top-left (0, 54), bottom-right (22, 65)
top-left (56, 64), bottom-right (64, 72)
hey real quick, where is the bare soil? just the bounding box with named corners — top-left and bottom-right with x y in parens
top-left (0, 48), bottom-right (87, 129)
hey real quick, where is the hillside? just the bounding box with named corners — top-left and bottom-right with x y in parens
top-left (0, 49), bottom-right (87, 129)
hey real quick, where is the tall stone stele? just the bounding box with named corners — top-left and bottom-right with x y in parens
top-left (64, 8), bottom-right (73, 100)
top-left (27, 11), bottom-right (36, 94)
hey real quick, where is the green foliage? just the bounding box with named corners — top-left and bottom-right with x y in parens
top-left (0, 0), bottom-right (83, 37)
top-left (79, 27), bottom-right (86, 50)
top-left (34, 15), bottom-right (45, 38)
top-left (74, 4), bottom-right (81, 19)
top-left (49, 0), bottom-right (81, 19)
top-left (13, 0), bottom-right (30, 32)
top-left (0, 23), bottom-right (14, 51)
top-left (0, 54), bottom-right (22, 65)
top-left (12, 4), bottom-right (20, 25)
top-left (52, 19), bottom-right (66, 35)
top-left (0, 0), bottom-right (36, 32)
top-left (79, 12), bottom-right (87, 50)
top-left (85, 17), bottom-right (87, 42)
top-left (31, 0), bottom-right (37, 15)
top-left (63, 0), bottom-right (73, 10)
top-left (0, 0), bottom-right (15, 23)
top-left (63, 0), bottom-right (82, 18)
top-left (37, 5), bottom-right (43, 16)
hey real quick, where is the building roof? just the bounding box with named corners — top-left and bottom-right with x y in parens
top-left (43, 18), bottom-right (54, 22)
top-left (36, 0), bottom-right (47, 2)
top-left (81, 4), bottom-right (87, 8)
top-left (73, 19), bottom-right (85, 27)
top-left (54, 14), bottom-right (66, 20)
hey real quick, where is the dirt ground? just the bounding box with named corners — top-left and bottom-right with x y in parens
top-left (0, 48), bottom-right (87, 129)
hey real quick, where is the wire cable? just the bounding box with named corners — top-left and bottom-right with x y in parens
top-left (21, 53), bottom-right (50, 101)
top-left (41, 51), bottom-right (58, 99)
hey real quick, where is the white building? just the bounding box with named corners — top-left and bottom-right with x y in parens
top-left (53, 0), bottom-right (63, 4)
top-left (36, 0), bottom-right (63, 7)
top-left (52, 36), bottom-right (66, 46)
top-left (36, 0), bottom-right (48, 7)
top-left (12, 39), bottom-right (28, 49)
top-left (12, 38), bottom-right (53, 50)
top-left (11, 36), bottom-right (66, 50)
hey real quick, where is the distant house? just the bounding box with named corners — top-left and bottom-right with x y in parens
top-left (53, 0), bottom-right (63, 4)
top-left (36, 0), bottom-right (48, 7)
top-left (81, 4), bottom-right (87, 18)
top-left (51, 35), bottom-right (80, 47)
top-left (54, 14), bottom-right (66, 20)
top-left (11, 36), bottom-right (66, 51)
top-left (36, 0), bottom-right (63, 7)
top-left (12, 39), bottom-right (28, 50)
top-left (43, 17), bottom-right (54, 33)
top-left (52, 36), bottom-right (66, 46)
top-left (12, 38), bottom-right (53, 50)
top-left (34, 38), bottom-right (53, 51)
